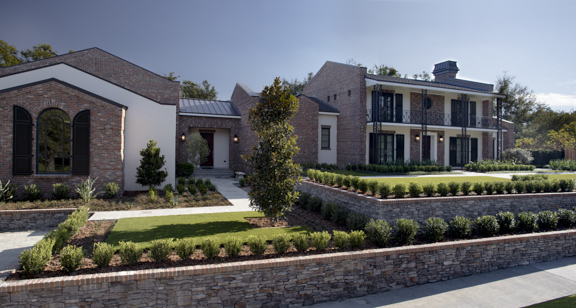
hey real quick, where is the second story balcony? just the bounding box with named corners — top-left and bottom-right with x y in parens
top-left (367, 109), bottom-right (497, 130)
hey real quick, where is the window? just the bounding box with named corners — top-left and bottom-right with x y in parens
top-left (334, 94), bottom-right (337, 101)
top-left (321, 127), bottom-right (330, 149)
top-left (327, 96), bottom-right (330, 102)
top-left (13, 106), bottom-right (33, 175)
top-left (37, 109), bottom-right (71, 173)
top-left (369, 133), bottom-right (394, 164)
top-left (348, 90), bottom-right (351, 96)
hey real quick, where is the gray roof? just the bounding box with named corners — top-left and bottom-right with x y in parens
top-left (179, 98), bottom-right (241, 117)
top-left (366, 74), bottom-right (495, 94)
top-left (298, 95), bottom-right (339, 113)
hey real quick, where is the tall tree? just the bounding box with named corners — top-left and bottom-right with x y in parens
top-left (0, 40), bottom-right (58, 67)
top-left (281, 72), bottom-right (314, 96)
top-left (181, 80), bottom-right (218, 99)
top-left (136, 140), bottom-right (168, 189)
top-left (0, 40), bottom-right (21, 67)
top-left (368, 64), bottom-right (404, 77)
top-left (243, 77), bottom-right (301, 223)
top-left (163, 72), bottom-right (179, 81)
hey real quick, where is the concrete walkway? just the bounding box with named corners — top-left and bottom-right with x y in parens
top-left (0, 229), bottom-right (51, 280)
top-left (311, 257), bottom-right (576, 308)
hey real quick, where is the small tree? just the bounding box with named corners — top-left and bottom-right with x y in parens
top-left (243, 77), bottom-right (301, 223)
top-left (136, 140), bottom-right (168, 189)
top-left (185, 132), bottom-right (211, 177)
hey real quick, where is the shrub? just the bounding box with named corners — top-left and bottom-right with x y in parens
top-left (420, 183), bottom-right (435, 197)
top-left (149, 239), bottom-right (173, 263)
top-left (165, 190), bottom-right (174, 204)
top-left (446, 165), bottom-right (452, 172)
top-left (377, 182), bottom-right (391, 198)
top-left (367, 180), bottom-right (379, 195)
top-left (448, 182), bottom-right (460, 196)
top-left (174, 238), bottom-right (196, 260)
top-left (271, 234), bottom-right (291, 254)
top-left (408, 182), bottom-right (422, 198)
top-left (504, 182), bottom-right (515, 194)
top-left (496, 211), bottom-right (516, 234)
top-left (248, 236), bottom-right (267, 256)
top-left (494, 182), bottom-right (505, 194)
top-left (163, 183), bottom-right (173, 194)
top-left (484, 182), bottom-right (495, 195)
top-left (557, 208), bottom-right (576, 228)
top-left (474, 215), bottom-right (500, 237)
top-left (187, 184), bottom-right (197, 195)
top-left (335, 174), bottom-right (345, 187)
top-left (0, 181), bottom-right (16, 202)
top-left (103, 182), bottom-right (120, 199)
top-left (332, 231), bottom-right (350, 249)
top-left (176, 184), bottom-right (186, 195)
top-left (449, 216), bottom-right (472, 239)
top-left (533, 181), bottom-right (544, 193)
top-left (514, 181), bottom-right (525, 194)
top-left (357, 179), bottom-right (368, 193)
top-left (19, 238), bottom-right (54, 275)
top-left (119, 241), bottom-right (143, 265)
top-left (460, 182), bottom-right (472, 196)
top-left (424, 217), bottom-right (448, 242)
top-left (517, 212), bottom-right (538, 233)
top-left (349, 176), bottom-right (360, 191)
top-left (394, 218), bottom-right (419, 245)
top-left (436, 182), bottom-right (449, 196)
top-left (76, 177), bottom-right (99, 203)
top-left (239, 177), bottom-right (246, 187)
top-left (537, 210), bottom-right (558, 231)
top-left (346, 212), bottom-right (368, 231)
top-left (308, 196), bottom-right (323, 213)
top-left (220, 237), bottom-right (242, 258)
top-left (342, 175), bottom-right (352, 188)
top-left (524, 181), bottom-right (535, 193)
top-left (200, 238), bottom-right (221, 259)
top-left (321, 201), bottom-right (335, 221)
top-left (52, 183), bottom-right (71, 200)
top-left (177, 177), bottom-right (187, 186)
top-left (92, 242), bottom-right (115, 268)
top-left (392, 183), bottom-right (407, 198)
top-left (559, 179), bottom-right (575, 192)
top-left (472, 182), bottom-right (484, 195)
top-left (551, 180), bottom-right (561, 192)
top-left (291, 233), bottom-right (310, 253)
top-left (331, 205), bottom-right (350, 226)
top-left (310, 231), bottom-right (331, 252)
top-left (149, 188), bottom-right (158, 202)
top-left (59, 245), bottom-right (84, 273)
top-left (364, 219), bottom-right (391, 247)
top-left (176, 162), bottom-right (194, 178)
top-left (349, 230), bottom-right (366, 249)
top-left (24, 184), bottom-right (43, 201)
top-left (503, 148), bottom-right (534, 165)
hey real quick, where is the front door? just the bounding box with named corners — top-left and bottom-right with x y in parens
top-left (200, 132), bottom-right (214, 167)
top-left (422, 135), bottom-right (431, 162)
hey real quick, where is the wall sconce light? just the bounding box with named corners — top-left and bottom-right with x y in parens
top-left (439, 135), bottom-right (444, 143)
top-left (233, 134), bottom-right (239, 143)
top-left (181, 133), bottom-right (186, 142)
top-left (415, 134), bottom-right (420, 142)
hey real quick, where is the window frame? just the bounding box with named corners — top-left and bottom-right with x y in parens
top-left (321, 127), bottom-right (331, 150)
top-left (36, 108), bottom-right (72, 174)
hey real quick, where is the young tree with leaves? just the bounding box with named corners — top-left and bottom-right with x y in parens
top-left (185, 132), bottom-right (211, 177)
top-left (243, 77), bottom-right (302, 223)
top-left (136, 140), bottom-right (168, 189)
top-left (181, 80), bottom-right (218, 99)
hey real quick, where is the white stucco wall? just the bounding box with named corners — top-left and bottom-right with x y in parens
top-left (318, 113), bottom-right (337, 164)
top-left (0, 64), bottom-right (177, 190)
top-left (188, 127), bottom-right (230, 169)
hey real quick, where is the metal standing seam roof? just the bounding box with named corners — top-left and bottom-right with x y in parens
top-left (366, 74), bottom-right (498, 95)
top-left (179, 98), bottom-right (241, 116)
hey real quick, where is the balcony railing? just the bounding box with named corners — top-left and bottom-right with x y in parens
top-left (366, 109), bottom-right (497, 129)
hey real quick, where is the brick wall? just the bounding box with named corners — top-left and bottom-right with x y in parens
top-left (502, 121), bottom-right (515, 150)
top-left (291, 96), bottom-right (318, 164)
top-left (1, 230), bottom-right (575, 307)
top-left (0, 80), bottom-right (125, 197)
top-left (0, 208), bottom-right (76, 231)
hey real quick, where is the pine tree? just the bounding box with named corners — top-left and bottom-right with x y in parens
top-left (136, 140), bottom-right (168, 189)
top-left (242, 77), bottom-right (302, 222)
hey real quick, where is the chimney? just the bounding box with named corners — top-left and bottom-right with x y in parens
top-left (432, 60), bottom-right (459, 81)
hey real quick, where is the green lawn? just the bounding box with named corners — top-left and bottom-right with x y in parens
top-left (105, 211), bottom-right (312, 248)
top-left (546, 174), bottom-right (576, 180)
top-left (371, 176), bottom-right (510, 186)
top-left (318, 169), bottom-right (373, 176)
top-left (527, 294), bottom-right (576, 307)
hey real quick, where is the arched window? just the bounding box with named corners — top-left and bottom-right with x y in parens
top-left (37, 109), bottom-right (71, 173)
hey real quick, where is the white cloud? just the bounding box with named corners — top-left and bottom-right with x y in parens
top-left (535, 93), bottom-right (576, 112)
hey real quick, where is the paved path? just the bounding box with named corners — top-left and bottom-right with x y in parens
top-left (310, 257), bottom-right (576, 308)
top-left (0, 229), bottom-right (51, 280)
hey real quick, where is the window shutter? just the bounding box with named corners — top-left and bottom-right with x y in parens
top-left (13, 106), bottom-right (33, 175)
top-left (72, 110), bottom-right (90, 175)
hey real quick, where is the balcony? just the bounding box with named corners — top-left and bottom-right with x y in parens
top-left (366, 109), bottom-right (497, 129)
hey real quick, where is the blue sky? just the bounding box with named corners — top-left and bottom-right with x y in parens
top-left (2, 0), bottom-right (575, 111)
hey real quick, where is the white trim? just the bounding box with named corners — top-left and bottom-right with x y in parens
top-left (179, 112), bottom-right (241, 119)
top-left (365, 78), bottom-right (505, 99)
top-left (319, 111), bottom-right (340, 116)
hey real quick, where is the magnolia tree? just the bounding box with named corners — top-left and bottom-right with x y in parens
top-left (243, 77), bottom-right (302, 223)
top-left (185, 132), bottom-right (210, 177)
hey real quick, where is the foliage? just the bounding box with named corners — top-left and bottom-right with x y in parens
top-left (176, 162), bottom-right (195, 178)
top-left (424, 217), bottom-right (448, 242)
top-left (472, 182), bottom-right (485, 195)
top-left (149, 239), bottom-right (173, 262)
top-left (549, 159), bottom-right (576, 171)
top-left (0, 180), bottom-right (16, 202)
top-left (184, 132), bottom-right (211, 174)
top-left (200, 238), bottom-right (221, 259)
top-left (512, 174), bottom-right (548, 181)
top-left (557, 209), bottom-right (576, 228)
top-left (149, 188), bottom-right (158, 203)
top-left (537, 211), bottom-right (558, 231)
top-left (239, 177), bottom-right (246, 187)
top-left (119, 241), bottom-right (143, 265)
top-left (180, 80), bottom-right (218, 99)
top-left (330, 204), bottom-right (350, 226)
top-left (364, 219), bottom-right (391, 247)
top-left (281, 72), bottom-right (314, 96)
top-left (392, 183), bottom-right (406, 198)
top-left (516, 212), bottom-right (538, 233)
top-left (332, 231), bottom-right (350, 249)
top-left (349, 230), bottom-right (366, 249)
top-left (59, 245), bottom-right (84, 272)
top-left (19, 238), bottom-right (54, 274)
top-left (175, 238), bottom-right (196, 260)
top-left (357, 179), bottom-right (368, 193)
top-left (243, 77), bottom-right (301, 220)
top-left (136, 140), bottom-right (168, 189)
top-left (1, 40), bottom-right (57, 67)
top-left (436, 182), bottom-right (449, 196)
top-left (461, 182), bottom-right (472, 195)
top-left (291, 233), bottom-right (310, 253)
top-left (75, 177), bottom-right (100, 203)
top-left (272, 234), bottom-right (292, 254)
top-left (368, 64), bottom-right (403, 77)
top-left (247, 236), bottom-right (267, 256)
top-left (176, 184), bottom-right (186, 195)
top-left (473, 215), bottom-right (500, 237)
top-left (394, 218), bottom-right (419, 245)
top-left (514, 181), bottom-right (525, 193)
top-left (465, 160), bottom-right (535, 172)
top-left (103, 182), bottom-right (120, 199)
top-left (367, 180), bottom-right (379, 195)
top-left (422, 183), bottom-right (435, 197)
top-left (378, 182), bottom-right (391, 198)
top-left (408, 182), bottom-right (422, 198)
top-left (321, 201), bottom-right (335, 221)
top-left (223, 237), bottom-right (243, 258)
top-left (484, 182), bottom-right (495, 195)
top-left (346, 212), bottom-right (368, 231)
top-left (45, 206), bottom-right (89, 253)
top-left (449, 216), bottom-right (473, 239)
top-left (52, 183), bottom-right (71, 200)
top-left (502, 148), bottom-right (534, 164)
top-left (92, 242), bottom-right (115, 268)
top-left (448, 182), bottom-right (460, 196)
top-left (24, 184), bottom-right (43, 201)
top-left (496, 211), bottom-right (516, 234)
top-left (310, 231), bottom-right (331, 252)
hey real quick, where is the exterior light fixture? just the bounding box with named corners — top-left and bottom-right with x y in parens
top-left (439, 135), bottom-right (444, 143)
top-left (415, 134), bottom-right (420, 142)
top-left (233, 134), bottom-right (239, 143)
top-left (181, 133), bottom-right (186, 142)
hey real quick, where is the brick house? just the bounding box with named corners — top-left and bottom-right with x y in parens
top-left (303, 60), bottom-right (513, 168)
top-left (0, 48), bottom-right (179, 194)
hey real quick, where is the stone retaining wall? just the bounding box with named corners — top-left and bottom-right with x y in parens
top-left (298, 181), bottom-right (576, 226)
top-left (1, 230), bottom-right (575, 307)
top-left (0, 209), bottom-right (76, 231)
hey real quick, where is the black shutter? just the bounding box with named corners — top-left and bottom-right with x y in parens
top-left (471, 138), bottom-right (478, 162)
top-left (449, 137), bottom-right (457, 166)
top-left (395, 134), bottom-right (404, 162)
top-left (72, 110), bottom-right (90, 175)
top-left (395, 94), bottom-right (403, 123)
top-left (13, 106), bottom-right (33, 175)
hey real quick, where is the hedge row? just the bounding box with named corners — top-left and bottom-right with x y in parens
top-left (549, 159), bottom-right (576, 171)
top-left (465, 161), bottom-right (535, 172)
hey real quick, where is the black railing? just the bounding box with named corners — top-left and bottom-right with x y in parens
top-left (367, 109), bottom-right (497, 129)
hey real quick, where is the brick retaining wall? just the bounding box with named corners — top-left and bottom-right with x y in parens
top-left (298, 181), bottom-right (576, 226)
top-left (0, 208), bottom-right (76, 231)
top-left (1, 230), bottom-right (575, 307)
